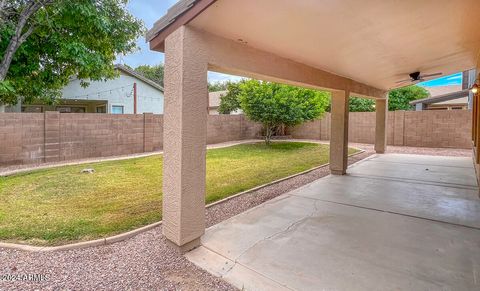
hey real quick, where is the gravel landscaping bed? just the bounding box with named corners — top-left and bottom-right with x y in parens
top-left (0, 144), bottom-right (470, 290)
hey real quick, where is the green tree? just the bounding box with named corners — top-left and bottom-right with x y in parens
top-left (135, 64), bottom-right (164, 87)
top-left (239, 80), bottom-right (329, 145)
top-left (388, 85), bottom-right (429, 111)
top-left (218, 81), bottom-right (243, 114)
top-left (0, 0), bottom-right (144, 105)
top-left (208, 81), bottom-right (228, 92)
top-left (326, 97), bottom-right (376, 112)
top-left (348, 97), bottom-right (375, 112)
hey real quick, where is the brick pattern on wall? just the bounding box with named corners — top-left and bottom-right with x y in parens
top-left (0, 113), bottom-right (261, 167)
top-left (348, 112), bottom-right (376, 144)
top-left (0, 110), bottom-right (472, 167)
top-left (403, 110), bottom-right (472, 148)
top-left (0, 113), bottom-right (44, 166)
top-left (143, 113), bottom-right (155, 152)
top-left (152, 115), bottom-right (163, 151)
top-left (320, 113), bottom-right (330, 140)
top-left (207, 115), bottom-right (263, 144)
top-left (207, 115), bottom-right (243, 144)
top-left (289, 110), bottom-right (472, 149)
top-left (392, 111), bottom-right (405, 146)
top-left (59, 114), bottom-right (145, 161)
top-left (44, 111), bottom-right (61, 163)
top-left (288, 113), bottom-right (331, 140)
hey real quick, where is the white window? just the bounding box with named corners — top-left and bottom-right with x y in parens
top-left (111, 105), bottom-right (124, 114)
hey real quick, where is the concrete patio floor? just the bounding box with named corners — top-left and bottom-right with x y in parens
top-left (187, 154), bottom-right (480, 291)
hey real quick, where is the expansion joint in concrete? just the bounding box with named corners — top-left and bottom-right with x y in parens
top-left (233, 200), bottom-right (319, 262)
top-left (292, 195), bottom-right (480, 231)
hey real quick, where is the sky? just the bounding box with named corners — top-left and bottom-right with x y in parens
top-left (418, 72), bottom-right (462, 87)
top-left (118, 0), bottom-right (240, 83)
top-left (121, 1), bottom-right (462, 87)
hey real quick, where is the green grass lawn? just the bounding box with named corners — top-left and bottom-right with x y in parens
top-left (0, 142), bottom-right (358, 246)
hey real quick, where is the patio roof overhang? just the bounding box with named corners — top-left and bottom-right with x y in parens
top-left (146, 0), bottom-right (480, 251)
top-left (148, 0), bottom-right (480, 92)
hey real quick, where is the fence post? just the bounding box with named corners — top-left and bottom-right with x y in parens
top-left (393, 110), bottom-right (405, 146)
top-left (320, 112), bottom-right (331, 140)
top-left (143, 113), bottom-right (154, 152)
top-left (44, 111), bottom-right (61, 162)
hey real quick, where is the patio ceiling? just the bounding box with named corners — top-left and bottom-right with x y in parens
top-left (148, 0), bottom-right (480, 91)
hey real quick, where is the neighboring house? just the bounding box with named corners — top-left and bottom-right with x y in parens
top-left (208, 90), bottom-right (226, 115)
top-left (5, 64), bottom-right (164, 114)
top-left (411, 85), bottom-right (468, 111)
top-left (208, 90), bottom-right (242, 115)
top-left (411, 70), bottom-right (476, 111)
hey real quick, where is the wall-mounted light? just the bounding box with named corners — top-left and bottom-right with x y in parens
top-left (471, 83), bottom-right (478, 94)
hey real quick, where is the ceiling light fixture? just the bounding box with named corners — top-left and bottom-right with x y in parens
top-left (471, 83), bottom-right (478, 94)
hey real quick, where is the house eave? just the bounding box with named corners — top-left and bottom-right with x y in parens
top-left (114, 64), bottom-right (164, 93)
top-left (146, 0), bottom-right (217, 52)
top-left (410, 89), bottom-right (470, 105)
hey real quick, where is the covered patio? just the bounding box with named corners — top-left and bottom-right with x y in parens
top-left (145, 0), bottom-right (480, 288)
top-left (187, 153), bottom-right (480, 290)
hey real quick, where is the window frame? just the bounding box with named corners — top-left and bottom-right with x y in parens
top-left (55, 106), bottom-right (86, 113)
top-left (96, 105), bottom-right (107, 113)
top-left (111, 104), bottom-right (125, 114)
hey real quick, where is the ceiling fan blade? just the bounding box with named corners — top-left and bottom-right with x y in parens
top-left (420, 72), bottom-right (442, 78)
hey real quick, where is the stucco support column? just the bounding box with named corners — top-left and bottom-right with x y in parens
top-left (375, 98), bottom-right (388, 154)
top-left (163, 26), bottom-right (208, 252)
top-left (330, 90), bottom-right (349, 175)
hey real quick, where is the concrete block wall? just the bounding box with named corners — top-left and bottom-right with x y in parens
top-left (0, 110), bottom-right (471, 167)
top-left (289, 110), bottom-right (472, 149)
top-left (152, 114), bottom-right (163, 151)
top-left (288, 113), bottom-right (326, 140)
top-left (207, 115), bottom-right (263, 144)
top-left (0, 113), bottom-right (45, 165)
top-left (207, 115), bottom-right (243, 144)
top-left (320, 113), bottom-right (331, 140)
top-left (392, 111), bottom-right (405, 146)
top-left (241, 115), bottom-right (264, 139)
top-left (403, 110), bottom-right (472, 148)
top-left (59, 114), bottom-right (145, 161)
top-left (143, 113), bottom-right (155, 152)
top-left (0, 113), bottom-right (261, 167)
top-left (347, 112), bottom-right (376, 144)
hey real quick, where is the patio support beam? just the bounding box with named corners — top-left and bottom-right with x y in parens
top-left (162, 26), bottom-right (208, 252)
top-left (330, 90), bottom-right (349, 175)
top-left (375, 98), bottom-right (388, 154)
top-left (154, 27), bottom-right (385, 99)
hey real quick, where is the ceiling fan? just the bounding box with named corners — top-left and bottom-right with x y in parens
top-left (395, 71), bottom-right (442, 84)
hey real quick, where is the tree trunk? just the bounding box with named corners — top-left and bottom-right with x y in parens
top-left (277, 124), bottom-right (286, 136)
top-left (0, 38), bottom-right (22, 81)
top-left (264, 124), bottom-right (274, 145)
top-left (0, 1), bottom-right (47, 81)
